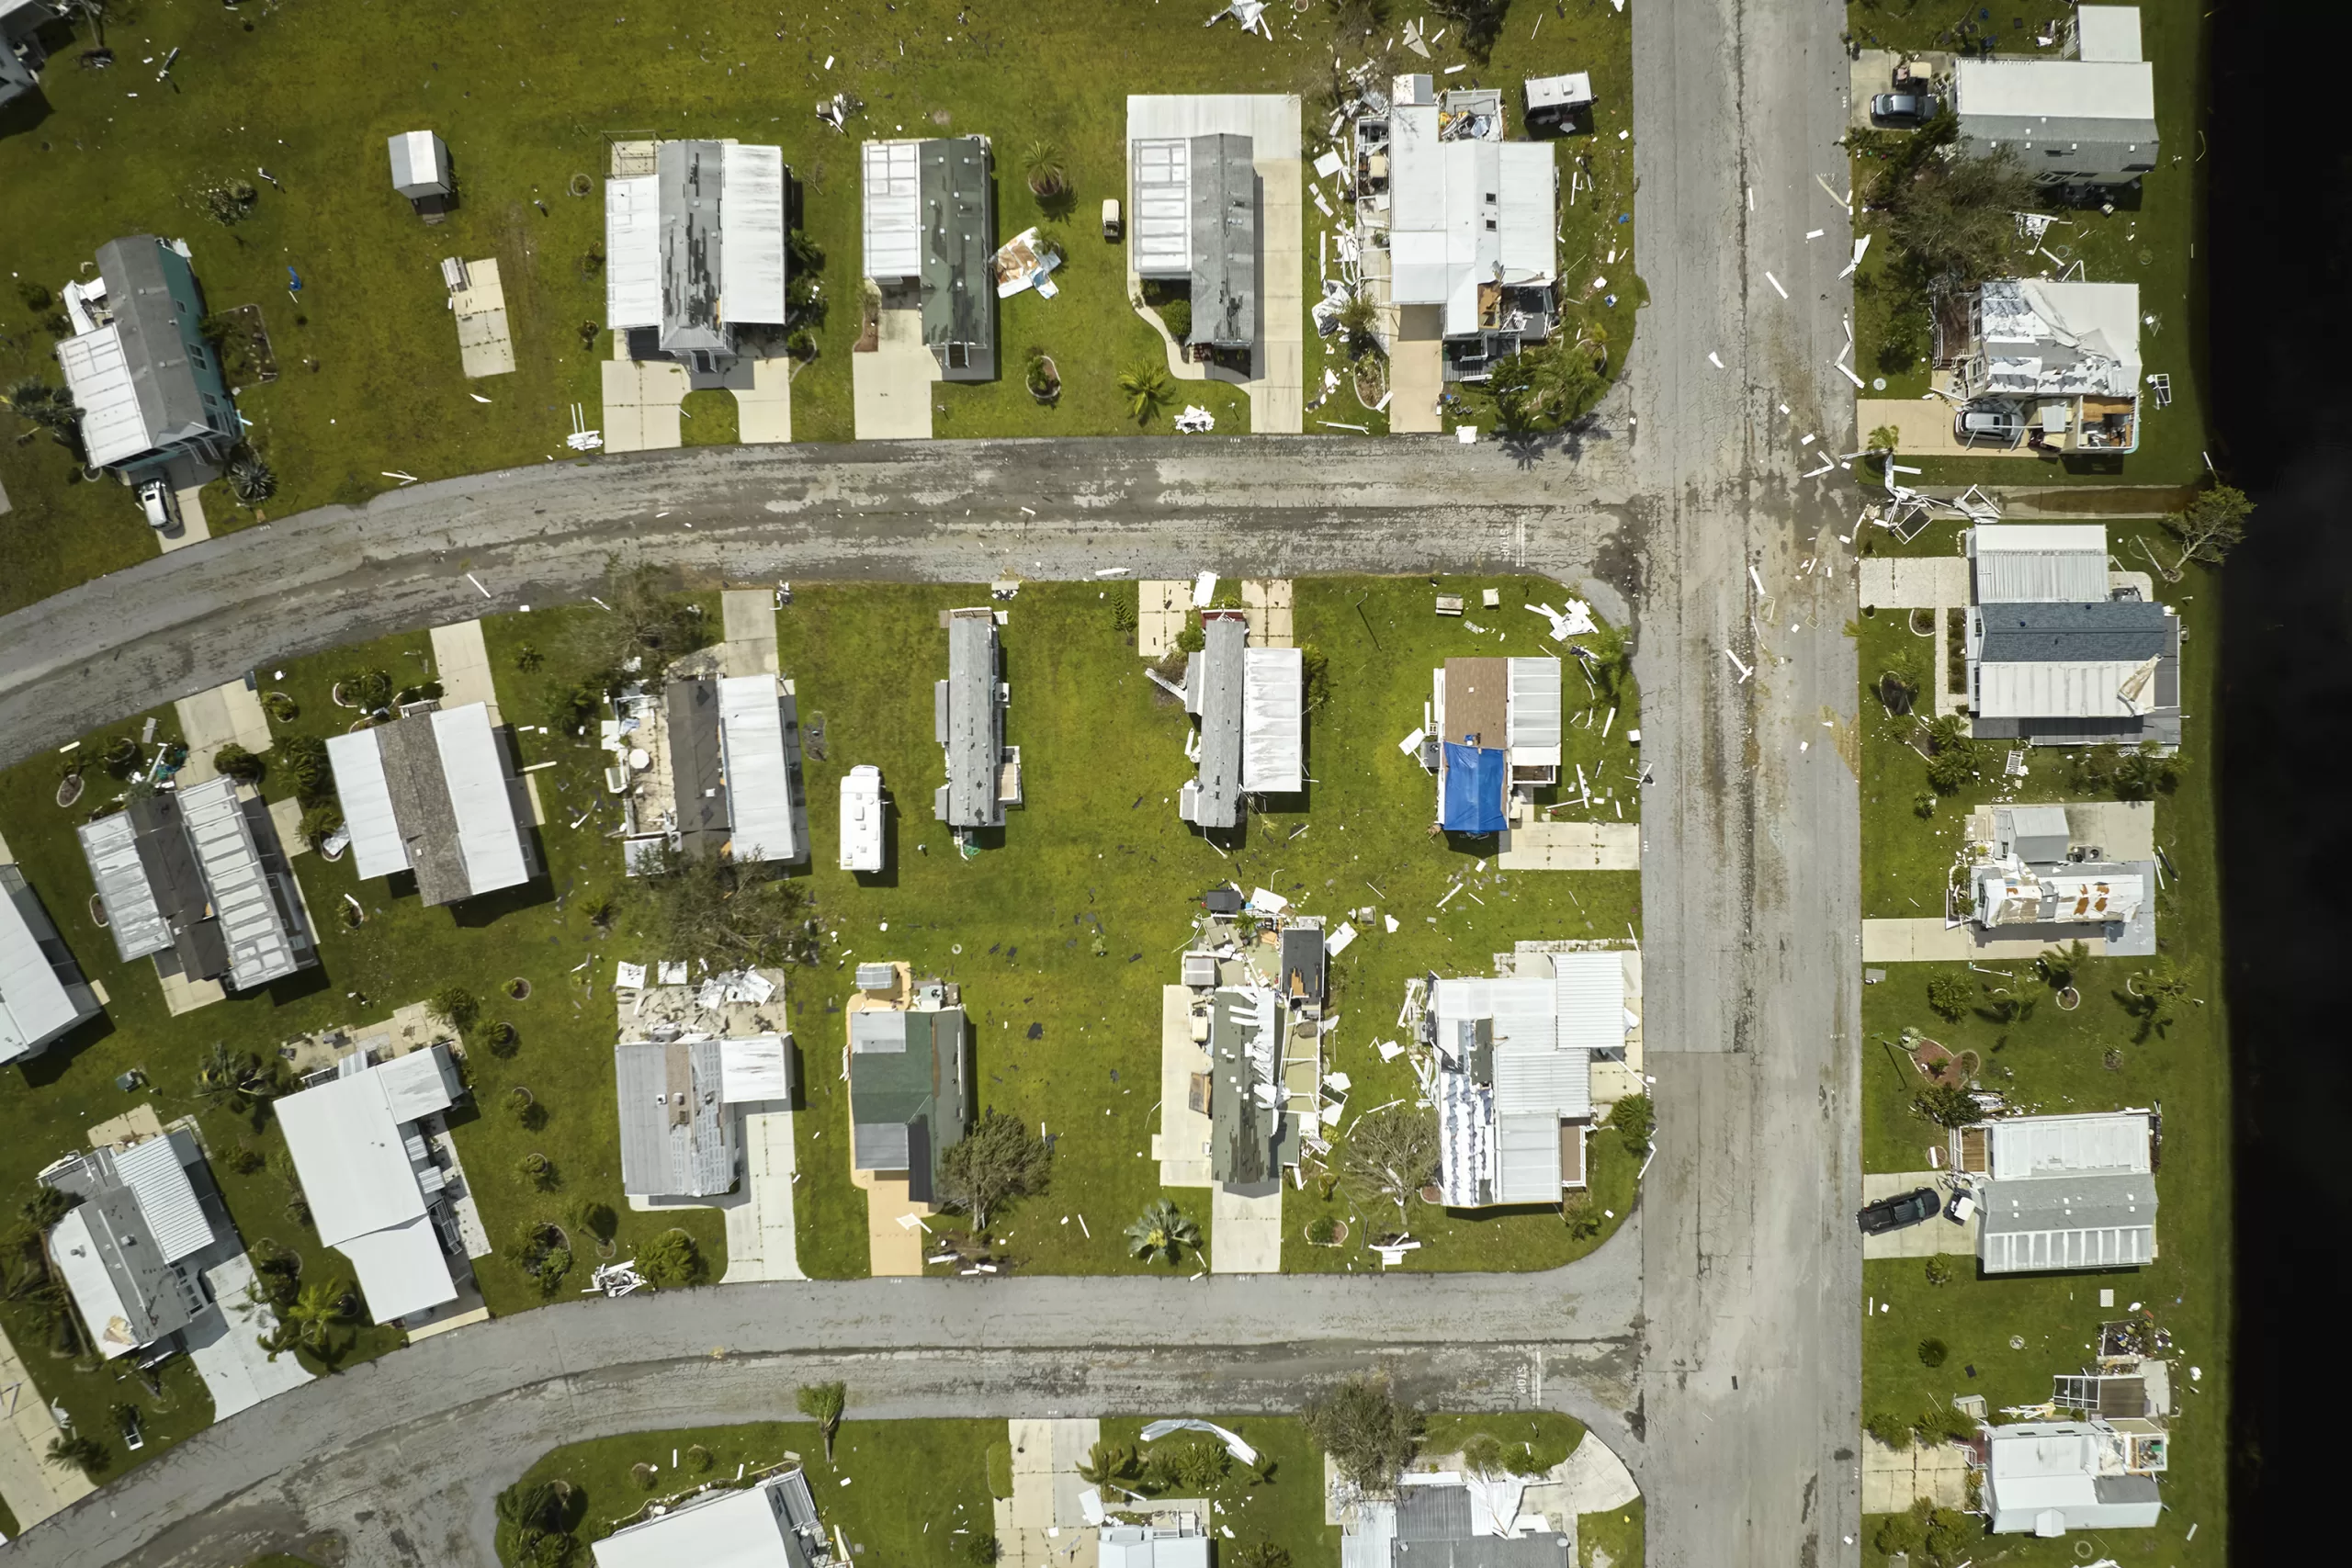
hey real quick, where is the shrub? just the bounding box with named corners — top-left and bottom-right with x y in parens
top-left (1912, 791), bottom-right (1938, 818)
top-left (1924, 1256), bottom-right (1953, 1286)
top-left (1917, 1337), bottom-right (1949, 1368)
top-left (213, 742), bottom-right (265, 784)
top-left (102, 735), bottom-right (142, 779)
top-left (960, 1533), bottom-right (1001, 1566)
top-left (521, 1152), bottom-right (558, 1190)
top-left (261, 690), bottom-right (299, 721)
top-left (1864, 1411), bottom-right (1914, 1450)
top-left (1159, 297), bottom-right (1193, 343)
top-left (986, 1440), bottom-right (1015, 1499)
top-left (544, 680), bottom-right (605, 737)
top-left (1913, 1081), bottom-right (1980, 1129)
top-left (1605, 1092), bottom-right (1655, 1155)
top-left (1460, 1433), bottom-right (1510, 1477)
top-left (298, 803), bottom-right (344, 850)
top-left (572, 1200), bottom-right (617, 1244)
top-left (1871, 1506), bottom-right (1920, 1555)
top-left (339, 669), bottom-right (394, 710)
top-left (1306, 1214), bottom-right (1340, 1245)
top-left (1913, 1402), bottom-right (1975, 1446)
top-left (1229, 1547), bottom-right (1290, 1568)
top-left (685, 1444), bottom-right (714, 1472)
top-left (1925, 973), bottom-right (1972, 1021)
top-left (1175, 619), bottom-right (1206, 654)
top-left (637, 1227), bottom-right (702, 1288)
top-left (431, 985), bottom-right (481, 1034)
top-left (1144, 1438), bottom-right (1228, 1493)
top-left (514, 642), bottom-right (546, 674)
top-left (631, 1461), bottom-right (659, 1490)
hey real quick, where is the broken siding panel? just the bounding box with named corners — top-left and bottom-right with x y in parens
top-left (862, 140), bottom-right (924, 281)
top-left (1241, 646), bottom-right (1303, 794)
top-left (1130, 138), bottom-right (1193, 278)
top-left (177, 777), bottom-right (302, 990)
top-left (605, 175), bottom-right (662, 329)
top-left (75, 811), bottom-right (174, 963)
top-left (1505, 657), bottom-right (1562, 769)
top-left (720, 142), bottom-right (789, 326)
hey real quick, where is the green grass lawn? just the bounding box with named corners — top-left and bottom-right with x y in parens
top-left (1097, 1415), bottom-right (1339, 1563)
top-left (507, 1417), bottom-right (999, 1567)
top-left (1421, 1410), bottom-right (1588, 1474)
top-left (775, 576), bottom-right (1640, 1278)
top-left (1845, 0), bottom-right (2210, 485)
top-left (1854, 525), bottom-right (2230, 1564)
top-left (1577, 1495), bottom-right (1643, 1568)
top-left (0, 2), bottom-right (1638, 612)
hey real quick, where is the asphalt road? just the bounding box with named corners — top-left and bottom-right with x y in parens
top-left (7, 1231), bottom-right (1644, 1568)
top-left (2, 3), bottom-right (1870, 1563)
top-left (0, 436), bottom-right (1638, 771)
top-left (1628, 2), bottom-right (1864, 1566)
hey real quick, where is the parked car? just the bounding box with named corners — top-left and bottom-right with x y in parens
top-left (135, 477), bottom-right (178, 531)
top-left (1857, 1188), bottom-right (1941, 1235)
top-left (1954, 401), bottom-right (2026, 448)
top-left (1871, 92), bottom-right (1942, 126)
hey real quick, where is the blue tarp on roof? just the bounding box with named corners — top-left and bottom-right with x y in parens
top-left (1441, 742), bottom-right (1508, 833)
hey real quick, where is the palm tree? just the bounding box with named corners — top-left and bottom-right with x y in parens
top-left (283, 1278), bottom-right (349, 1349)
top-left (1118, 363), bottom-right (1172, 424)
top-left (228, 453), bottom-right (277, 505)
top-left (1125, 1199), bottom-right (1199, 1265)
top-left (194, 1043), bottom-right (265, 1111)
top-left (1022, 140), bottom-right (1069, 199)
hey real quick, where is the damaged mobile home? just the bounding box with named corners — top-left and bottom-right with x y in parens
top-left (326, 703), bottom-right (539, 908)
top-left (935, 607), bottom-right (1021, 836)
top-left (613, 671), bottom-right (808, 872)
top-left (1420, 656), bottom-right (1562, 834)
top-left (1177, 609), bottom-right (1304, 829)
top-left (605, 139), bottom-right (790, 376)
top-left (860, 136), bottom-right (997, 378)
top-left (1962, 523), bottom-right (2179, 747)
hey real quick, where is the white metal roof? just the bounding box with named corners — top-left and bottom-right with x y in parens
top-left (840, 765), bottom-right (885, 872)
top-left (1988, 1111), bottom-right (2152, 1179)
top-left (1494, 1050), bottom-right (1589, 1122)
top-left (1507, 657), bottom-right (1563, 768)
top-left (114, 1134), bottom-right (217, 1263)
top-left (1130, 138), bottom-right (1193, 278)
top-left (325, 728), bottom-right (410, 879)
top-left (55, 324), bottom-right (153, 468)
top-left (178, 776), bottom-right (301, 990)
top-left (1431, 976), bottom-right (1558, 1055)
top-left (1381, 113), bottom-right (1555, 333)
top-left (275, 1071), bottom-right (431, 1249)
top-left (1100, 1526), bottom-right (1212, 1568)
top-left (1, 874), bottom-right (85, 1059)
top-left (1977, 660), bottom-right (2152, 719)
top-left (605, 174), bottom-right (662, 330)
top-left (1524, 73), bottom-right (1594, 110)
top-left (432, 704), bottom-right (531, 895)
top-left (1957, 59), bottom-right (2155, 121)
top-left (719, 142), bottom-right (789, 326)
top-left (862, 140), bottom-right (924, 280)
top-left (1982, 1219), bottom-right (2155, 1274)
top-left (49, 1207), bottom-right (141, 1358)
top-left (718, 674), bottom-right (798, 863)
top-left (719, 1035), bottom-right (790, 1103)
top-left (592, 1473), bottom-right (801, 1568)
top-left (75, 809), bottom-right (172, 963)
top-left (1551, 949), bottom-right (1626, 1055)
top-left (334, 1214), bottom-right (458, 1321)
top-left (375, 1046), bottom-right (460, 1124)
top-left (1494, 1111), bottom-right (1565, 1203)
top-left (1241, 646), bottom-right (1303, 794)
top-left (1497, 141), bottom-right (1555, 279)
top-left (2076, 6), bottom-right (2143, 62)
top-left (1972, 524), bottom-right (2110, 603)
top-left (388, 130), bottom-right (448, 195)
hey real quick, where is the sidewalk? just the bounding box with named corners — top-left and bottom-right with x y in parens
top-left (0, 1322), bottom-right (94, 1531)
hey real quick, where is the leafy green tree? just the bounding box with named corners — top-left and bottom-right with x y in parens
top-left (797, 1381), bottom-right (848, 1462)
top-left (1343, 1107), bottom-right (1439, 1228)
top-left (1879, 134), bottom-right (2033, 282)
top-left (1460, 1433), bottom-right (1510, 1477)
top-left (495, 1476), bottom-right (578, 1568)
top-left (2114, 740), bottom-right (2177, 801)
top-left (2164, 483), bottom-right (2253, 572)
top-left (2038, 939), bottom-right (2089, 992)
top-left (938, 1108), bottom-right (1053, 1231)
top-left (1304, 1373), bottom-right (1423, 1492)
top-left (430, 985), bottom-right (481, 1036)
top-left (625, 843), bottom-right (810, 970)
top-left (1488, 341), bottom-right (1606, 432)
top-left (212, 741), bottom-right (265, 783)
top-left (958, 1532), bottom-right (1001, 1566)
top-left (298, 803), bottom-right (344, 850)
top-left (1913, 1080), bottom-right (1980, 1130)
top-left (283, 1278), bottom-right (350, 1349)
top-left (195, 1043), bottom-right (280, 1113)
top-left (1125, 1198), bottom-right (1200, 1265)
top-left (1917, 1337), bottom-right (1949, 1368)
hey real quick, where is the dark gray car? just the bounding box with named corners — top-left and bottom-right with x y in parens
top-left (1871, 92), bottom-right (1942, 126)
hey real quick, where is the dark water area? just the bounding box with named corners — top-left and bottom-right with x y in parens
top-left (2211, 2), bottom-right (2352, 1552)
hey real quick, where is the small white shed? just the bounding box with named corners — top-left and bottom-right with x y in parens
top-left (389, 130), bottom-right (452, 204)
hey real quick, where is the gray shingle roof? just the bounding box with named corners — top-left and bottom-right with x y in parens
top-left (938, 612), bottom-right (1003, 829)
top-left (1976, 601), bottom-right (2171, 664)
top-left (615, 1039), bottom-right (738, 1198)
top-left (1189, 133), bottom-right (1257, 349)
top-left (1182, 615), bottom-right (1246, 829)
top-left (668, 677), bottom-right (731, 856)
top-left (921, 138), bottom-right (996, 380)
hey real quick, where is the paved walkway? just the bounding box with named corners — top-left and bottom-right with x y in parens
top-left (720, 589), bottom-right (779, 678)
top-left (1498, 819), bottom-right (1642, 871)
top-left (1859, 1172), bottom-right (1975, 1260)
top-left (1861, 917), bottom-right (2108, 963)
top-left (1208, 1188), bottom-right (1283, 1273)
top-left (998, 1418), bottom-right (1101, 1568)
top-left (852, 306), bottom-right (937, 439)
top-left (734, 354), bottom-right (792, 445)
top-left (186, 1255), bottom-right (316, 1419)
top-left (601, 355), bottom-right (689, 453)
top-left (170, 679), bottom-right (273, 784)
top-left (1386, 305), bottom-right (1445, 434)
top-left (428, 620), bottom-right (500, 719)
top-left (0, 1322), bottom-right (93, 1532)
top-left (1239, 578), bottom-right (1293, 647)
top-left (1860, 1434), bottom-right (1969, 1512)
top-left (448, 257), bottom-right (516, 379)
top-left (720, 1111), bottom-right (806, 1283)
top-left (154, 482), bottom-right (210, 555)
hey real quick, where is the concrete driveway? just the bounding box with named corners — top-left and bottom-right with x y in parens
top-left (853, 306), bottom-right (938, 439)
